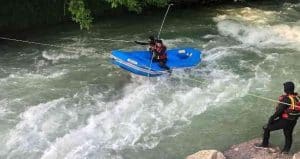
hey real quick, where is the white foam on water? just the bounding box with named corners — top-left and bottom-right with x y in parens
top-left (217, 20), bottom-right (284, 46)
top-left (272, 24), bottom-right (300, 44)
top-left (0, 99), bottom-right (11, 119)
top-left (163, 38), bottom-right (196, 48)
top-left (41, 46), bottom-right (99, 62)
top-left (215, 7), bottom-right (300, 51)
top-left (42, 50), bottom-right (81, 61)
top-left (4, 98), bottom-right (65, 158)
top-left (0, 70), bottom-right (68, 84)
top-left (202, 34), bottom-right (218, 39)
top-left (206, 18), bottom-right (284, 92)
top-left (214, 7), bottom-right (279, 25)
top-left (203, 34), bottom-right (290, 100)
top-left (3, 90), bottom-right (107, 158)
top-left (37, 63), bottom-right (254, 159)
top-left (202, 45), bottom-right (242, 62)
top-left (250, 57), bottom-right (274, 92)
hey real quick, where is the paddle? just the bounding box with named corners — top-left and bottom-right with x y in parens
top-left (157, 3), bottom-right (174, 39)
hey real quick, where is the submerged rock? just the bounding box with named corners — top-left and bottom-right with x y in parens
top-left (186, 149), bottom-right (225, 159)
top-left (224, 138), bottom-right (293, 159)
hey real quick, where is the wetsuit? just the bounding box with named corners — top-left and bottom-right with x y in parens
top-left (262, 93), bottom-right (299, 152)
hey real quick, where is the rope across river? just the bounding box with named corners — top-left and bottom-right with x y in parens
top-left (0, 36), bottom-right (78, 50)
top-left (171, 74), bottom-right (294, 106)
top-left (0, 36), bottom-right (132, 53)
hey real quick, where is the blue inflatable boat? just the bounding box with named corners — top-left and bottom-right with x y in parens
top-left (111, 48), bottom-right (202, 77)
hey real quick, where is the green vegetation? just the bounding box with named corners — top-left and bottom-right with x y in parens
top-left (1, 0), bottom-right (251, 32)
top-left (68, 0), bottom-right (169, 29)
top-left (107, 0), bottom-right (168, 12)
top-left (68, 0), bottom-right (93, 30)
top-left (0, 0), bottom-right (170, 32)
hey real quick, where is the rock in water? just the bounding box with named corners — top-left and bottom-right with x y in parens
top-left (224, 138), bottom-right (293, 159)
top-left (186, 150), bottom-right (225, 159)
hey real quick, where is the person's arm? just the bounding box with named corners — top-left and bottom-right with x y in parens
top-left (134, 41), bottom-right (149, 45)
top-left (267, 97), bottom-right (290, 125)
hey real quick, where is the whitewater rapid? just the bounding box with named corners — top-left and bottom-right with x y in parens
top-left (0, 2), bottom-right (299, 159)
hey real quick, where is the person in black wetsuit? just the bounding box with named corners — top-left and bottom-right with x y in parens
top-left (255, 81), bottom-right (300, 154)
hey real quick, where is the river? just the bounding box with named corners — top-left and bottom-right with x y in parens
top-left (0, 2), bottom-right (300, 159)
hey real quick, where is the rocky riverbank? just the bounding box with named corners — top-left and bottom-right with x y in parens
top-left (187, 138), bottom-right (300, 159)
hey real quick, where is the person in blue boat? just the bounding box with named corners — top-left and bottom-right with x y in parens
top-left (135, 36), bottom-right (171, 72)
top-left (255, 82), bottom-right (300, 154)
top-left (153, 39), bottom-right (171, 72)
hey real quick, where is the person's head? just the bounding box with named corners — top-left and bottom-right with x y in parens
top-left (283, 81), bottom-right (295, 94)
top-left (156, 39), bottom-right (163, 47)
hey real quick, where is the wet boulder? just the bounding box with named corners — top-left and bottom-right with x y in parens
top-left (186, 149), bottom-right (225, 159)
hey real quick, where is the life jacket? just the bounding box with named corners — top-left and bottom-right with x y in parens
top-left (154, 45), bottom-right (167, 60)
top-left (280, 94), bottom-right (300, 120)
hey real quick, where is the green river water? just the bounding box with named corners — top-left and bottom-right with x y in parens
top-left (0, 2), bottom-right (300, 159)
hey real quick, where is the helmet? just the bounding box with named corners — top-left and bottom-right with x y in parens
top-left (284, 81), bottom-right (295, 94)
